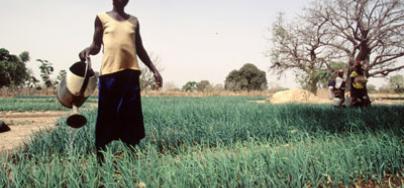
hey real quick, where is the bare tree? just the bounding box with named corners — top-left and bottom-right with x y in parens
top-left (139, 54), bottom-right (163, 90)
top-left (311, 0), bottom-right (404, 77)
top-left (270, 13), bottom-right (339, 94)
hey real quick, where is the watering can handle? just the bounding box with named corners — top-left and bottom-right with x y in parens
top-left (83, 57), bottom-right (92, 79)
top-left (78, 57), bottom-right (92, 96)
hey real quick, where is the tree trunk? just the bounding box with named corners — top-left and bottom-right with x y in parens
top-left (307, 77), bottom-right (319, 95)
top-left (351, 39), bottom-right (371, 107)
top-left (356, 39), bottom-right (371, 77)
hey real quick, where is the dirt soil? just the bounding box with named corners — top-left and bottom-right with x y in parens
top-left (0, 111), bottom-right (66, 153)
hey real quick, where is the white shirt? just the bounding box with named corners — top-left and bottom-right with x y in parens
top-left (335, 77), bottom-right (344, 89)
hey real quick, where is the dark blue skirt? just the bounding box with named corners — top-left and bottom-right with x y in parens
top-left (95, 69), bottom-right (145, 149)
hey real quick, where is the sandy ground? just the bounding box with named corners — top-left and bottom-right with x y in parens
top-left (0, 111), bottom-right (66, 153)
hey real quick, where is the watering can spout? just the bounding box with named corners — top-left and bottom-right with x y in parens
top-left (66, 105), bottom-right (87, 128)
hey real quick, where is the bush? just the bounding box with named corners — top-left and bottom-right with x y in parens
top-left (225, 63), bottom-right (267, 91)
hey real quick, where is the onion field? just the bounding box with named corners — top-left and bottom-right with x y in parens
top-left (0, 97), bottom-right (403, 187)
top-left (0, 96), bottom-right (97, 112)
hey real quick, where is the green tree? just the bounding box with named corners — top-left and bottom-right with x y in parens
top-left (196, 80), bottom-right (212, 92)
top-left (225, 63), bottom-right (267, 91)
top-left (55, 70), bottom-right (67, 86)
top-left (225, 70), bottom-right (243, 91)
top-left (182, 81), bottom-right (198, 92)
top-left (388, 75), bottom-right (404, 93)
top-left (367, 84), bottom-right (377, 93)
top-left (19, 51), bottom-right (30, 63)
top-left (25, 69), bottom-right (40, 89)
top-left (0, 48), bottom-right (30, 88)
top-left (37, 59), bottom-right (54, 88)
top-left (317, 62), bottom-right (346, 88)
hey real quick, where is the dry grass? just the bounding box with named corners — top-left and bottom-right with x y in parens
top-left (268, 89), bottom-right (404, 105)
top-left (2, 87), bottom-right (404, 105)
top-left (0, 87), bottom-right (277, 97)
top-left (141, 90), bottom-right (275, 97)
top-left (269, 89), bottom-right (331, 104)
top-left (0, 88), bottom-right (56, 98)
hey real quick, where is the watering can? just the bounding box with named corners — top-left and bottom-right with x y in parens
top-left (56, 58), bottom-right (98, 128)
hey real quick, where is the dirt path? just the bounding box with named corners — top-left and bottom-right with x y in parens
top-left (0, 111), bottom-right (66, 153)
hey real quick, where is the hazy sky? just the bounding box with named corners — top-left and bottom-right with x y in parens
top-left (0, 0), bottom-right (389, 88)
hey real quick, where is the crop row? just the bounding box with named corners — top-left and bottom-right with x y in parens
top-left (0, 97), bottom-right (403, 187)
top-left (0, 97), bottom-right (97, 112)
top-left (1, 132), bottom-right (403, 187)
top-left (21, 97), bottom-right (404, 156)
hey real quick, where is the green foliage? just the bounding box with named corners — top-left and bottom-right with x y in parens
top-left (225, 64), bottom-right (267, 91)
top-left (296, 71), bottom-right (323, 94)
top-left (37, 59), bottom-right (54, 88)
top-left (182, 81), bottom-right (198, 92)
top-left (2, 133), bottom-right (403, 187)
top-left (1, 97), bottom-right (403, 187)
top-left (317, 62), bottom-right (346, 88)
top-left (0, 97), bottom-right (97, 112)
top-left (326, 62), bottom-right (346, 72)
top-left (18, 51), bottom-right (30, 63)
top-left (388, 75), bottom-right (404, 93)
top-left (55, 70), bottom-right (67, 86)
top-left (25, 69), bottom-right (40, 89)
top-left (0, 48), bottom-right (30, 88)
top-left (367, 84), bottom-right (377, 93)
top-left (196, 80), bottom-right (212, 92)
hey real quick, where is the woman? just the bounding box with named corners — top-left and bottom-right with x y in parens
top-left (79, 0), bottom-right (162, 161)
top-left (350, 62), bottom-right (370, 107)
top-left (328, 69), bottom-right (346, 107)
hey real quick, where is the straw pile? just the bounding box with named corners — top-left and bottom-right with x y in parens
top-left (269, 89), bottom-right (330, 104)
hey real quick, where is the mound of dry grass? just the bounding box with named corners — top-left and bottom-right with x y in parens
top-left (269, 89), bottom-right (330, 104)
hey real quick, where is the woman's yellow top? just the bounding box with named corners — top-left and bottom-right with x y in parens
top-left (350, 71), bottom-right (366, 89)
top-left (97, 12), bottom-right (140, 76)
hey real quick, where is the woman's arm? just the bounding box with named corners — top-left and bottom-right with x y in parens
top-left (79, 16), bottom-right (103, 61)
top-left (135, 22), bottom-right (163, 88)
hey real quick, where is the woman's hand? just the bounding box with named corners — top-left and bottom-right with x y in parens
top-left (153, 71), bottom-right (163, 89)
top-left (79, 48), bottom-right (91, 61)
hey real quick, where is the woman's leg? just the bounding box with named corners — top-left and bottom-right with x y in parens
top-left (95, 74), bottom-right (122, 163)
top-left (118, 70), bottom-right (145, 146)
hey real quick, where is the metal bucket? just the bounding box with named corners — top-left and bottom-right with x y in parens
top-left (56, 58), bottom-right (97, 128)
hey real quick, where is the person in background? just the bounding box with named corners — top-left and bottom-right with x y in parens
top-left (79, 0), bottom-right (163, 162)
top-left (327, 76), bottom-right (336, 100)
top-left (328, 69), bottom-right (346, 107)
top-left (350, 61), bottom-right (371, 107)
